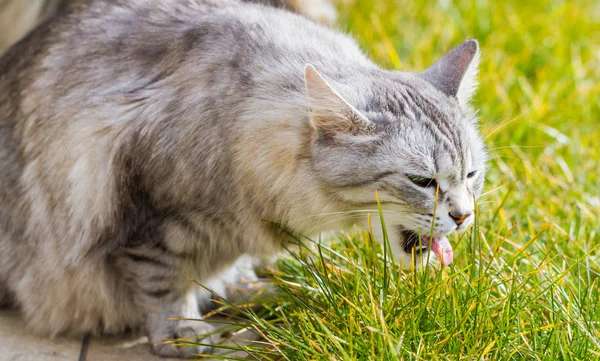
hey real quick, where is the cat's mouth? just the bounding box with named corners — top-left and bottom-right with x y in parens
top-left (400, 230), bottom-right (454, 266)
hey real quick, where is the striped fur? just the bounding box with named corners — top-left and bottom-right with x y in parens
top-left (0, 0), bottom-right (485, 358)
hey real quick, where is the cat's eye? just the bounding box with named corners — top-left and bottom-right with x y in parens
top-left (467, 171), bottom-right (477, 179)
top-left (408, 176), bottom-right (437, 188)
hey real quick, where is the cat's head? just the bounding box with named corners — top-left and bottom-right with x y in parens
top-left (305, 40), bottom-right (487, 268)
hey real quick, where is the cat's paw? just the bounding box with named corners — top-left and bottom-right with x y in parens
top-left (151, 321), bottom-right (219, 358)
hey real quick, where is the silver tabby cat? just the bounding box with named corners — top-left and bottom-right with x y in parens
top-left (0, 0), bottom-right (487, 357)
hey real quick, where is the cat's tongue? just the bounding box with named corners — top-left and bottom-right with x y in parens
top-left (429, 236), bottom-right (453, 266)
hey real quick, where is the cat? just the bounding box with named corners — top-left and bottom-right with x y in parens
top-left (0, 0), bottom-right (487, 357)
top-left (0, 0), bottom-right (337, 54)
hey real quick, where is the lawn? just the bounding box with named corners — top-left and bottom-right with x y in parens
top-left (198, 0), bottom-right (600, 359)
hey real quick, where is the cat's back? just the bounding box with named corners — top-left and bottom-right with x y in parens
top-left (1, 0), bottom-right (367, 98)
top-left (0, 0), bottom-right (373, 179)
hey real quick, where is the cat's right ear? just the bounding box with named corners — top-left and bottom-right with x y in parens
top-left (304, 64), bottom-right (370, 136)
top-left (419, 40), bottom-right (480, 107)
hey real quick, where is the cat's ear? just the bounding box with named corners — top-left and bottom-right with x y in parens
top-left (304, 64), bottom-right (370, 136)
top-left (419, 40), bottom-right (480, 107)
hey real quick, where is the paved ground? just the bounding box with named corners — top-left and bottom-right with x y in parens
top-left (0, 309), bottom-right (260, 361)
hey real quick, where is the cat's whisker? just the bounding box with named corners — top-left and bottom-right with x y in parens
top-left (307, 214), bottom-right (375, 233)
top-left (296, 209), bottom-right (396, 222)
top-left (488, 155), bottom-right (522, 161)
top-left (309, 216), bottom-right (365, 232)
top-left (307, 208), bottom-right (414, 232)
top-left (488, 145), bottom-right (547, 151)
top-left (480, 186), bottom-right (505, 197)
top-left (484, 107), bottom-right (532, 139)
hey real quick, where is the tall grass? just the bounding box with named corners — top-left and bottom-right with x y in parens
top-left (190, 0), bottom-right (600, 359)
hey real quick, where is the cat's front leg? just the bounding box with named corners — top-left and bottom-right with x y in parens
top-left (113, 247), bottom-right (219, 358)
top-left (146, 289), bottom-right (219, 358)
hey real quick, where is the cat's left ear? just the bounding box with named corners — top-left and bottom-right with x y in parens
top-left (304, 64), bottom-right (370, 136)
top-left (419, 40), bottom-right (480, 107)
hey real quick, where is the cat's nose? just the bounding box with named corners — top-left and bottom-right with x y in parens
top-left (449, 211), bottom-right (472, 226)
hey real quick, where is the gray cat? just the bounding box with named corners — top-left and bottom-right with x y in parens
top-left (0, 0), bottom-right (487, 357)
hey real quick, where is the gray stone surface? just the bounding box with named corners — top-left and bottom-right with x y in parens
top-left (0, 310), bottom-right (260, 361)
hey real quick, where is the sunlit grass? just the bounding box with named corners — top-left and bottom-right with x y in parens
top-left (192, 0), bottom-right (600, 359)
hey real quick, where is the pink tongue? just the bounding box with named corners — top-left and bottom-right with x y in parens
top-left (430, 236), bottom-right (453, 266)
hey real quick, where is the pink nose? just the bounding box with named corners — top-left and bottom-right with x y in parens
top-left (449, 211), bottom-right (471, 226)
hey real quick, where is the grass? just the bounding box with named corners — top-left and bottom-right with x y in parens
top-left (189, 0), bottom-right (600, 359)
